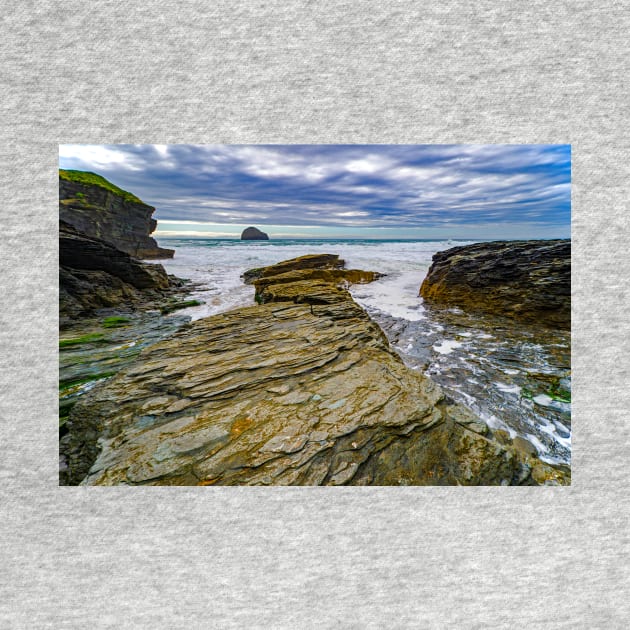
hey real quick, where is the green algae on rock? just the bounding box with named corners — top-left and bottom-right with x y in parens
top-left (59, 310), bottom-right (193, 474)
top-left (159, 299), bottom-right (204, 315)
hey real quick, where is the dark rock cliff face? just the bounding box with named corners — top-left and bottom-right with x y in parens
top-left (64, 254), bottom-right (568, 486)
top-left (419, 240), bottom-right (571, 329)
top-left (59, 177), bottom-right (174, 259)
top-left (241, 226), bottom-right (269, 240)
top-left (60, 221), bottom-right (180, 325)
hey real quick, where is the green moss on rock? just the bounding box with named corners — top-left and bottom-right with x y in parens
top-left (59, 333), bottom-right (107, 348)
top-left (160, 299), bottom-right (203, 314)
top-left (102, 316), bottom-right (131, 328)
top-left (60, 371), bottom-right (116, 392)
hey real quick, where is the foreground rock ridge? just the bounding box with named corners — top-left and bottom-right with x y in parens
top-left (241, 226), bottom-right (269, 240)
top-left (60, 170), bottom-right (174, 259)
top-left (63, 254), bottom-right (568, 486)
top-left (420, 240), bottom-right (570, 329)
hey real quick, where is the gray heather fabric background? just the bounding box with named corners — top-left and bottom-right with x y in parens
top-left (1, 1), bottom-right (628, 628)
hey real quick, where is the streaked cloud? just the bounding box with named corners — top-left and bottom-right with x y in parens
top-left (59, 144), bottom-right (571, 238)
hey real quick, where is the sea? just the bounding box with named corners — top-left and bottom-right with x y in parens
top-left (154, 237), bottom-right (571, 466)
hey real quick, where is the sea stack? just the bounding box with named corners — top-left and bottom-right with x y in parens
top-left (241, 226), bottom-right (269, 241)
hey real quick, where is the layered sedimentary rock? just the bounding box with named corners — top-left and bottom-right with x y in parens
top-left (244, 254), bottom-right (383, 304)
top-left (242, 253), bottom-right (344, 283)
top-left (420, 240), bottom-right (571, 329)
top-left (60, 221), bottom-right (183, 324)
top-left (64, 255), bottom-right (568, 486)
top-left (241, 226), bottom-right (269, 240)
top-left (59, 170), bottom-right (174, 259)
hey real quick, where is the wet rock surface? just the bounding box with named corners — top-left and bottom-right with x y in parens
top-left (60, 173), bottom-right (174, 259)
top-left (420, 240), bottom-right (570, 329)
top-left (365, 302), bottom-right (571, 465)
top-left (253, 268), bottom-right (384, 304)
top-left (59, 310), bottom-right (191, 468)
top-left (63, 255), bottom-right (568, 486)
top-left (244, 254), bottom-right (383, 305)
top-left (60, 221), bottom-right (189, 325)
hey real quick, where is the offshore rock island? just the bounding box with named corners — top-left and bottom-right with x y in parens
top-left (241, 226), bottom-right (269, 240)
top-left (59, 169), bottom-right (570, 486)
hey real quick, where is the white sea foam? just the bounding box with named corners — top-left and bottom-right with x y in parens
top-left (351, 272), bottom-right (429, 321)
top-left (539, 420), bottom-right (572, 450)
top-left (155, 238), bottom-right (476, 321)
top-left (433, 339), bottom-right (463, 355)
top-left (495, 382), bottom-right (522, 395)
top-left (524, 433), bottom-right (548, 456)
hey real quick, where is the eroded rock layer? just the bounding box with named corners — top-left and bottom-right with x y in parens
top-left (242, 253), bottom-right (345, 283)
top-left (60, 221), bottom-right (184, 325)
top-left (60, 171), bottom-right (174, 259)
top-left (420, 240), bottom-right (570, 329)
top-left (65, 255), bottom-right (568, 486)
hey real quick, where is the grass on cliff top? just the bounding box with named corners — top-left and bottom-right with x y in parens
top-left (59, 169), bottom-right (145, 205)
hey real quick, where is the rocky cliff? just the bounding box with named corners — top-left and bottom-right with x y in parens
top-left (63, 254), bottom-right (568, 486)
top-left (420, 240), bottom-right (571, 329)
top-left (60, 221), bottom-right (185, 326)
top-left (59, 170), bottom-right (174, 259)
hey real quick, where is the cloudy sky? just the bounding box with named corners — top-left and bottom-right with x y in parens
top-left (59, 144), bottom-right (571, 239)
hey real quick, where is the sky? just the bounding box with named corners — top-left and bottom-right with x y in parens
top-left (59, 144), bottom-right (571, 239)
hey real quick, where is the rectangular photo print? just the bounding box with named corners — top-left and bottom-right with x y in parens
top-left (59, 144), bottom-right (571, 486)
